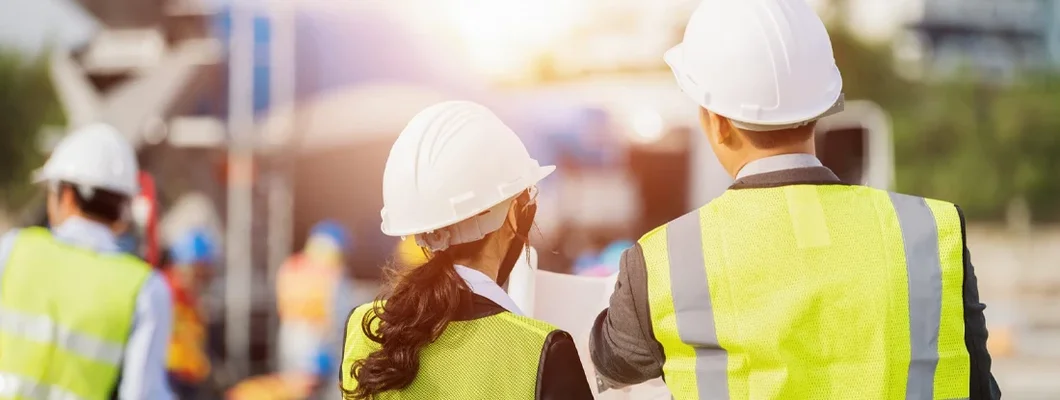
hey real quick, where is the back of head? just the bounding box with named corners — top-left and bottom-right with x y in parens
top-left (667, 0), bottom-right (844, 132)
top-left (345, 101), bottom-right (552, 399)
top-left (37, 123), bottom-right (140, 197)
top-left (381, 101), bottom-right (551, 241)
top-left (738, 123), bottom-right (816, 149)
top-left (36, 124), bottom-right (140, 225)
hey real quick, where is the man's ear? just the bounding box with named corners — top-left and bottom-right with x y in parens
top-left (58, 185), bottom-right (78, 209)
top-left (699, 107), bottom-right (734, 146)
top-left (698, 107), bottom-right (718, 145)
top-left (710, 111), bottom-right (733, 145)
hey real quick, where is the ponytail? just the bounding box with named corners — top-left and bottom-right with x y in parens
top-left (345, 241), bottom-right (483, 399)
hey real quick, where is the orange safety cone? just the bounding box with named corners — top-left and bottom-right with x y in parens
top-left (226, 373), bottom-right (317, 400)
top-left (986, 325), bottom-right (1015, 358)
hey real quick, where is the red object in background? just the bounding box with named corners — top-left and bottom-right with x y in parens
top-left (163, 269), bottom-right (212, 383)
top-left (137, 172), bottom-right (161, 268)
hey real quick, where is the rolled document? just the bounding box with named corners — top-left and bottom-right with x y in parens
top-left (529, 270), bottom-right (671, 399)
top-left (506, 246), bottom-right (538, 316)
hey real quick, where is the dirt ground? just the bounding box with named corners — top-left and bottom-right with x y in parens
top-left (966, 225), bottom-right (1060, 399)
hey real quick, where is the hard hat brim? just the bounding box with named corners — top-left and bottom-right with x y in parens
top-left (31, 167), bottom-right (140, 197)
top-left (381, 164), bottom-right (555, 237)
top-left (665, 43), bottom-right (845, 129)
top-left (30, 168), bottom-right (48, 185)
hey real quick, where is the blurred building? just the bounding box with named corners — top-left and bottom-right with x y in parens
top-left (8, 0), bottom-right (226, 221)
top-left (40, 0), bottom-right (224, 144)
top-left (899, 0), bottom-right (1060, 81)
top-left (529, 0), bottom-right (697, 80)
top-left (0, 0), bottom-right (99, 56)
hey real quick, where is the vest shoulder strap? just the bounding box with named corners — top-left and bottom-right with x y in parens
top-left (494, 312), bottom-right (557, 337)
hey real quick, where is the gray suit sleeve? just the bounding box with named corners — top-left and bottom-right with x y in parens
top-left (589, 244), bottom-right (665, 386)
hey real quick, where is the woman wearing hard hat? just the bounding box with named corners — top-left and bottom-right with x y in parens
top-left (339, 101), bottom-right (593, 399)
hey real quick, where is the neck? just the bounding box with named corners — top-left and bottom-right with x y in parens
top-left (453, 245), bottom-right (505, 282)
top-left (51, 213), bottom-right (100, 228)
top-left (454, 257), bottom-right (501, 281)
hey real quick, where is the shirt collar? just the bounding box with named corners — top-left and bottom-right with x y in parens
top-left (735, 153), bottom-right (823, 180)
top-left (52, 216), bottom-right (120, 254)
top-left (454, 265), bottom-right (524, 316)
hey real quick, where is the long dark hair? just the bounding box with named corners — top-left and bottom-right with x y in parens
top-left (343, 240), bottom-right (486, 399)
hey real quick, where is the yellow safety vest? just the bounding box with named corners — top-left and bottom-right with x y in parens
top-left (641, 185), bottom-right (970, 400)
top-left (0, 227), bottom-right (152, 400)
top-left (276, 254), bottom-right (341, 326)
top-left (341, 302), bottom-right (556, 399)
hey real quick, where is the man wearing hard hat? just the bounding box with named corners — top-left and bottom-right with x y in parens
top-left (588, 1), bottom-right (1001, 399)
top-left (0, 124), bottom-right (175, 399)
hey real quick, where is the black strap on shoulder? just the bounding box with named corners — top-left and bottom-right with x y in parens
top-left (536, 330), bottom-right (595, 399)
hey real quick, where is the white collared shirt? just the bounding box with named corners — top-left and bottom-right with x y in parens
top-left (735, 153), bottom-right (824, 180)
top-left (454, 265), bottom-right (524, 316)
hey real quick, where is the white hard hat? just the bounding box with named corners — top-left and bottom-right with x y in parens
top-left (666, 0), bottom-right (845, 131)
top-left (34, 123), bottom-right (139, 197)
top-left (381, 101), bottom-right (554, 251)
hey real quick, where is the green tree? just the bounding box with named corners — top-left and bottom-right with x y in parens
top-left (0, 50), bottom-right (63, 210)
top-left (825, 15), bottom-right (1060, 221)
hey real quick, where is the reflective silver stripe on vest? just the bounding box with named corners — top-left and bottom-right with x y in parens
top-left (665, 210), bottom-right (729, 399)
top-left (0, 372), bottom-right (85, 400)
top-left (0, 307), bottom-right (124, 366)
top-left (889, 193), bottom-right (943, 400)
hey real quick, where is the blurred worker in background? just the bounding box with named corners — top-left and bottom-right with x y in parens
top-left (0, 123), bottom-right (174, 399)
top-left (340, 101), bottom-right (592, 399)
top-left (164, 228), bottom-right (217, 398)
top-left (590, 1), bottom-right (1001, 399)
top-left (276, 220), bottom-right (352, 384)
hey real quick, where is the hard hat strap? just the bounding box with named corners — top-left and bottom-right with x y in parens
top-left (496, 190), bottom-right (537, 287)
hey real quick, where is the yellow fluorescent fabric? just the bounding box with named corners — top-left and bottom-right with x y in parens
top-left (0, 227), bottom-right (151, 400)
top-left (641, 224), bottom-right (703, 399)
top-left (640, 185), bottom-right (970, 400)
top-left (783, 186), bottom-right (831, 249)
top-left (925, 200), bottom-right (971, 400)
top-left (341, 302), bottom-right (556, 399)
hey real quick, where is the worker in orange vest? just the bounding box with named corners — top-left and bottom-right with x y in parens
top-left (276, 220), bottom-right (351, 384)
top-left (163, 228), bottom-right (216, 398)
